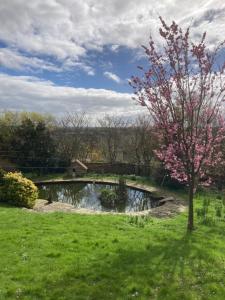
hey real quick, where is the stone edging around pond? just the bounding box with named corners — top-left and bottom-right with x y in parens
top-left (28, 177), bottom-right (187, 218)
top-left (34, 178), bottom-right (158, 193)
top-left (28, 198), bottom-right (186, 218)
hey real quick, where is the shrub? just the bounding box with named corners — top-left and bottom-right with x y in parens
top-left (99, 189), bottom-right (117, 208)
top-left (129, 175), bottom-right (136, 181)
top-left (0, 168), bottom-right (6, 201)
top-left (0, 168), bottom-right (6, 185)
top-left (1, 172), bottom-right (38, 208)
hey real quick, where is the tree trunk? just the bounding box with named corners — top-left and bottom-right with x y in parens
top-left (187, 181), bottom-right (194, 231)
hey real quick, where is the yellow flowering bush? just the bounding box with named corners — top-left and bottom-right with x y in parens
top-left (2, 172), bottom-right (38, 208)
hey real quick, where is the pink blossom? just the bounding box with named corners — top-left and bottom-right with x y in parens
top-left (131, 17), bottom-right (225, 187)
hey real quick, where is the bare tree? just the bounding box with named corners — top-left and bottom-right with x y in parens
top-left (126, 115), bottom-right (156, 165)
top-left (56, 112), bottom-right (91, 163)
top-left (98, 115), bottom-right (128, 163)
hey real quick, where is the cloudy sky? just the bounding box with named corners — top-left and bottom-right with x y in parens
top-left (0, 0), bottom-right (224, 119)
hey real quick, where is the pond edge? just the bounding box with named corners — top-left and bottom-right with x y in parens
top-left (31, 177), bottom-right (187, 218)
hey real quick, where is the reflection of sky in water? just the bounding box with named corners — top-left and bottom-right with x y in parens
top-left (39, 183), bottom-right (159, 212)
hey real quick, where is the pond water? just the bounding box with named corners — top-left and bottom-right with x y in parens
top-left (38, 182), bottom-right (162, 213)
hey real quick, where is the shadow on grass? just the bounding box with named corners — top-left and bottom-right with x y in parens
top-left (0, 202), bottom-right (15, 208)
top-left (26, 233), bottom-right (206, 300)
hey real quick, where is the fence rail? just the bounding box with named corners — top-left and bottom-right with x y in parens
top-left (1, 162), bottom-right (152, 176)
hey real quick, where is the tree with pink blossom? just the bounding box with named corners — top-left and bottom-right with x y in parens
top-left (130, 18), bottom-right (225, 231)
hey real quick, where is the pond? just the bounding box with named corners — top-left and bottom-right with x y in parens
top-left (38, 182), bottom-right (162, 213)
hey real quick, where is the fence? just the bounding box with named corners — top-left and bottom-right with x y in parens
top-left (86, 162), bottom-right (151, 176)
top-left (1, 161), bottom-right (151, 177)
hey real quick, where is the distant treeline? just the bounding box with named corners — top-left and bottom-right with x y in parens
top-left (0, 111), bottom-right (224, 188)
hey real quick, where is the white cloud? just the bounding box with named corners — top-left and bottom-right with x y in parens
top-left (104, 71), bottom-right (121, 83)
top-left (0, 48), bottom-right (60, 72)
top-left (62, 59), bottom-right (95, 75)
top-left (0, 73), bottom-right (145, 119)
top-left (0, 48), bottom-right (95, 75)
top-left (0, 0), bottom-right (224, 72)
top-left (111, 45), bottom-right (120, 52)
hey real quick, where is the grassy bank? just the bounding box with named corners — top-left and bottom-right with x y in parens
top-left (1, 191), bottom-right (225, 299)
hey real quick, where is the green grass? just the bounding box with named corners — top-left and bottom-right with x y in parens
top-left (1, 191), bottom-right (225, 299)
top-left (25, 172), bottom-right (67, 181)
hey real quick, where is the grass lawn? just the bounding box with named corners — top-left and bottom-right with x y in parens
top-left (1, 190), bottom-right (225, 300)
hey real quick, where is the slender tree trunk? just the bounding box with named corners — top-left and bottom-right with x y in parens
top-left (187, 180), bottom-right (194, 231)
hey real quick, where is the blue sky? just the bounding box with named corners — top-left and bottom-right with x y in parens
top-left (0, 0), bottom-right (224, 120)
top-left (48, 46), bottom-right (141, 93)
top-left (0, 42), bottom-right (141, 93)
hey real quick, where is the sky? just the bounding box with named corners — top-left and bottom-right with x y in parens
top-left (0, 0), bottom-right (224, 120)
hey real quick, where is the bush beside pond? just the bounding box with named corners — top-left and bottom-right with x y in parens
top-left (99, 178), bottom-right (128, 210)
top-left (0, 171), bottom-right (38, 208)
top-left (99, 189), bottom-right (117, 207)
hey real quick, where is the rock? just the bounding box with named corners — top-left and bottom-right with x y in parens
top-left (158, 197), bottom-right (175, 204)
top-left (151, 195), bottom-right (165, 201)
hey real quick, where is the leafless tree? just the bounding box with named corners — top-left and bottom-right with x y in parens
top-left (98, 115), bottom-right (128, 163)
top-left (56, 112), bottom-right (91, 162)
top-left (127, 115), bottom-right (156, 165)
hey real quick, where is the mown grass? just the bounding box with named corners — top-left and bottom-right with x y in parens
top-left (1, 190), bottom-right (225, 299)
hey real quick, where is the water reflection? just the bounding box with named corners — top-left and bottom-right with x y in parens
top-left (38, 182), bottom-right (160, 212)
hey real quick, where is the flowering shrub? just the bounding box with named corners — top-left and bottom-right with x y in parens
top-left (1, 172), bottom-right (38, 208)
